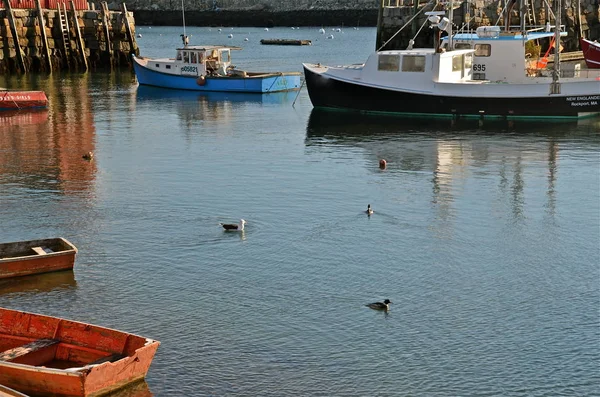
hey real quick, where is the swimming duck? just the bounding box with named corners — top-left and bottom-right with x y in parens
top-left (366, 299), bottom-right (392, 311)
top-left (220, 219), bottom-right (246, 231)
top-left (366, 204), bottom-right (373, 216)
top-left (82, 151), bottom-right (94, 161)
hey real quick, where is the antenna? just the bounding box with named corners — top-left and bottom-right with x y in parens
top-left (182, 0), bottom-right (187, 39)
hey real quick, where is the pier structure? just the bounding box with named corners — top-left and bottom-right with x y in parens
top-left (0, 0), bottom-right (138, 74)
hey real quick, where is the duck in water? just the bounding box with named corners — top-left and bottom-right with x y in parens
top-left (366, 204), bottom-right (373, 216)
top-left (219, 219), bottom-right (246, 231)
top-left (366, 299), bottom-right (392, 311)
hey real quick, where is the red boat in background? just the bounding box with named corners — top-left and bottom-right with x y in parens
top-left (580, 38), bottom-right (600, 69)
top-left (0, 89), bottom-right (48, 110)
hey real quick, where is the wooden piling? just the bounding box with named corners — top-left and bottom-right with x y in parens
top-left (35, 0), bottom-right (52, 72)
top-left (100, 1), bottom-right (113, 67)
top-left (121, 2), bottom-right (135, 57)
top-left (4, 0), bottom-right (27, 73)
top-left (70, 0), bottom-right (88, 71)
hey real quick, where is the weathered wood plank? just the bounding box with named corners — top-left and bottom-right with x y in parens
top-left (0, 339), bottom-right (59, 362)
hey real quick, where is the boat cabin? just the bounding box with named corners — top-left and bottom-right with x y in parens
top-left (441, 28), bottom-right (568, 82)
top-left (355, 47), bottom-right (474, 91)
top-left (148, 45), bottom-right (241, 77)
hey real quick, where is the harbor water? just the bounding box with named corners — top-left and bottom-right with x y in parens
top-left (0, 27), bottom-right (599, 396)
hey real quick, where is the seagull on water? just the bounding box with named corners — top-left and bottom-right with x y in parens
top-left (220, 219), bottom-right (246, 231)
top-left (366, 299), bottom-right (392, 311)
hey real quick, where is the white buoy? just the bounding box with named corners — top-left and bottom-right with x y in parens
top-left (319, 28), bottom-right (325, 34)
top-left (137, 33), bottom-right (142, 38)
top-left (244, 37), bottom-right (249, 41)
top-left (228, 33), bottom-right (233, 38)
top-left (327, 34), bottom-right (334, 39)
top-left (264, 27), bottom-right (269, 31)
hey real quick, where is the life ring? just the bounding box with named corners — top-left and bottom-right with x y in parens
top-left (197, 76), bottom-right (206, 86)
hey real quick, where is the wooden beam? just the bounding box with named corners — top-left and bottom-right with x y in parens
top-left (121, 2), bottom-right (137, 57)
top-left (100, 1), bottom-right (113, 68)
top-left (4, 0), bottom-right (27, 73)
top-left (35, 0), bottom-right (52, 72)
top-left (70, 0), bottom-right (88, 71)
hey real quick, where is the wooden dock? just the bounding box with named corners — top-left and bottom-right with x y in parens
top-left (260, 39), bottom-right (312, 46)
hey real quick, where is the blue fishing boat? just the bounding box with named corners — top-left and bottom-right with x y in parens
top-left (132, 45), bottom-right (301, 93)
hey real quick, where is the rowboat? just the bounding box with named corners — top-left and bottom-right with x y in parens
top-left (581, 37), bottom-right (600, 69)
top-left (0, 90), bottom-right (48, 111)
top-left (0, 238), bottom-right (77, 279)
top-left (0, 307), bottom-right (160, 397)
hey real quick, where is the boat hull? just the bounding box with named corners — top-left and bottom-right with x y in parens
top-left (0, 308), bottom-right (160, 397)
top-left (0, 91), bottom-right (48, 110)
top-left (581, 38), bottom-right (600, 69)
top-left (0, 238), bottom-right (77, 279)
top-left (303, 64), bottom-right (600, 118)
top-left (133, 56), bottom-right (301, 93)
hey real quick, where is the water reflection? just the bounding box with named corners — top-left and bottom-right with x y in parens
top-left (134, 85), bottom-right (297, 131)
top-left (0, 271), bottom-right (76, 295)
top-left (103, 380), bottom-right (153, 397)
top-left (305, 109), bottom-right (598, 226)
top-left (0, 74), bottom-right (97, 196)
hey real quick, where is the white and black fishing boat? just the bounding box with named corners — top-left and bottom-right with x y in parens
top-left (302, 1), bottom-right (600, 118)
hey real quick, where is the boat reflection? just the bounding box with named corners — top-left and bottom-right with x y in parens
top-left (103, 380), bottom-right (154, 397)
top-left (0, 270), bottom-right (76, 295)
top-left (0, 109), bottom-right (49, 126)
top-left (305, 108), bottom-right (600, 142)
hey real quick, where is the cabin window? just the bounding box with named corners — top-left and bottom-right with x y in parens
top-left (176, 52), bottom-right (182, 61)
top-left (474, 44), bottom-right (491, 57)
top-left (452, 55), bottom-right (462, 72)
top-left (183, 51), bottom-right (190, 63)
top-left (401, 55), bottom-right (425, 72)
top-left (155, 63), bottom-right (160, 68)
top-left (222, 51), bottom-right (230, 63)
top-left (378, 55), bottom-right (400, 72)
top-left (454, 43), bottom-right (471, 50)
top-left (166, 65), bottom-right (171, 69)
top-left (191, 52), bottom-right (197, 63)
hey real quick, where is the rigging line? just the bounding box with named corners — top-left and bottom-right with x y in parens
top-left (495, 0), bottom-right (512, 26)
top-left (377, 0), bottom-right (436, 51)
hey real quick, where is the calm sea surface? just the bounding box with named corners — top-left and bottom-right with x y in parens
top-left (0, 26), bottom-right (599, 396)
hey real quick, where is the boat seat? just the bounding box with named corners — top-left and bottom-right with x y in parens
top-left (0, 339), bottom-right (60, 362)
top-left (31, 246), bottom-right (53, 255)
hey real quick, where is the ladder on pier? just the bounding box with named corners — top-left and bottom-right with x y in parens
top-left (524, 0), bottom-right (536, 27)
top-left (57, 2), bottom-right (72, 68)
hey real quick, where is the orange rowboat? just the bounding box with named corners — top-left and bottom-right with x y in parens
top-left (0, 307), bottom-right (160, 397)
top-left (0, 90), bottom-right (48, 110)
top-left (0, 238), bottom-right (78, 279)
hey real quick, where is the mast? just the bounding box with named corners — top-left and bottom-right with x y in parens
top-left (551, 0), bottom-right (561, 94)
top-left (448, 0), bottom-right (454, 49)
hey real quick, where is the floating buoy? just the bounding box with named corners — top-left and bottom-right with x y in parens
top-left (137, 33), bottom-right (142, 38)
top-left (244, 37), bottom-right (249, 41)
top-left (319, 28), bottom-right (325, 34)
top-left (327, 35), bottom-right (334, 39)
top-left (197, 76), bottom-right (206, 86)
top-left (228, 33), bottom-right (233, 38)
top-left (264, 27), bottom-right (269, 31)
top-left (379, 159), bottom-right (387, 169)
